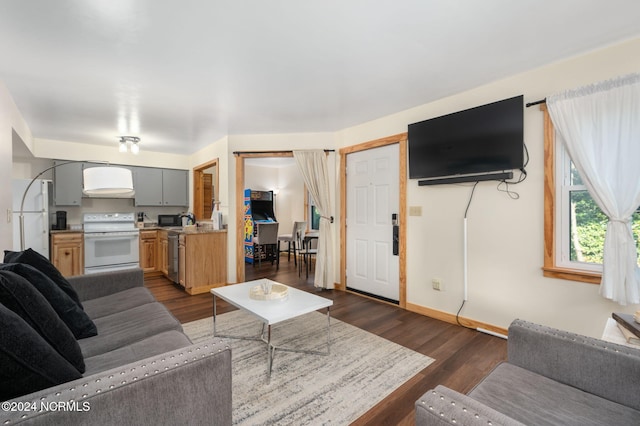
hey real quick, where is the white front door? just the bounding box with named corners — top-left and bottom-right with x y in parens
top-left (346, 144), bottom-right (400, 302)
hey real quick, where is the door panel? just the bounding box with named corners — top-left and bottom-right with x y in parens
top-left (346, 144), bottom-right (399, 301)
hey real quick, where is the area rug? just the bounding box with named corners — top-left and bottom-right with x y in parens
top-left (183, 310), bottom-right (435, 425)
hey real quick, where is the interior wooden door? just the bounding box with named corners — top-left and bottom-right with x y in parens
top-left (203, 173), bottom-right (213, 218)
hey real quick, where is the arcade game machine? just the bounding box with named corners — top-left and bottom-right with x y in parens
top-left (243, 189), bottom-right (277, 263)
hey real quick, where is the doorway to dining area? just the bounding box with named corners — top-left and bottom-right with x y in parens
top-left (239, 155), bottom-right (314, 283)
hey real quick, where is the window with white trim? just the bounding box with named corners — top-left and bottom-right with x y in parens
top-left (544, 107), bottom-right (640, 281)
top-left (555, 136), bottom-right (606, 272)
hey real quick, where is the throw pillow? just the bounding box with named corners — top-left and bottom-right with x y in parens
top-left (0, 304), bottom-right (82, 401)
top-left (0, 263), bottom-right (97, 339)
top-left (3, 248), bottom-right (83, 308)
top-left (0, 271), bottom-right (85, 373)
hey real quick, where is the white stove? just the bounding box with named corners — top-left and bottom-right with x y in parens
top-left (83, 212), bottom-right (139, 274)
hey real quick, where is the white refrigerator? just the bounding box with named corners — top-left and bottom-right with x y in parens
top-left (12, 179), bottom-right (51, 259)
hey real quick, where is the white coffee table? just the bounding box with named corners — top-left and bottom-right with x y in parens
top-left (211, 279), bottom-right (333, 379)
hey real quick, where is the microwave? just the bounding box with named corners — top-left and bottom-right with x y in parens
top-left (157, 214), bottom-right (182, 227)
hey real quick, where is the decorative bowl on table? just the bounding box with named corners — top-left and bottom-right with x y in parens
top-left (249, 281), bottom-right (288, 301)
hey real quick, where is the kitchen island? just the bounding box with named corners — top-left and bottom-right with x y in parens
top-left (178, 229), bottom-right (227, 295)
top-left (148, 227), bottom-right (227, 295)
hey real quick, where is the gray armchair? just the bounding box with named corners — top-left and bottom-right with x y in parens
top-left (416, 319), bottom-right (640, 425)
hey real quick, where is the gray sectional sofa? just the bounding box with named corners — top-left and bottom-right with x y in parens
top-left (1, 265), bottom-right (232, 425)
top-left (416, 319), bottom-right (640, 426)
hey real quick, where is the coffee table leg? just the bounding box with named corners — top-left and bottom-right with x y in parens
top-left (267, 324), bottom-right (272, 379)
top-left (212, 294), bottom-right (217, 336)
top-left (326, 306), bottom-right (331, 354)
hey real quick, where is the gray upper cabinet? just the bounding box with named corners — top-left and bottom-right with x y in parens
top-left (133, 167), bottom-right (164, 206)
top-left (161, 169), bottom-right (189, 206)
top-left (53, 161), bottom-right (83, 206)
top-left (53, 162), bottom-right (187, 207)
top-left (134, 167), bottom-right (188, 207)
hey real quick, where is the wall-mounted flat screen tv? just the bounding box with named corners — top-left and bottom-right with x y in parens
top-left (408, 95), bottom-right (524, 182)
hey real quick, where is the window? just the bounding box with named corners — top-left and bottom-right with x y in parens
top-left (308, 192), bottom-right (320, 230)
top-left (543, 106), bottom-right (640, 283)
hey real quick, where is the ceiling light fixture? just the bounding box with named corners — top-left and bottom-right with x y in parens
top-left (118, 136), bottom-right (140, 154)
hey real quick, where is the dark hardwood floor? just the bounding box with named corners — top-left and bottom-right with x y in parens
top-left (144, 257), bottom-right (507, 425)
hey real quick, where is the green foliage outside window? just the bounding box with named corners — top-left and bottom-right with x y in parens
top-left (569, 165), bottom-right (640, 265)
top-left (311, 205), bottom-right (320, 230)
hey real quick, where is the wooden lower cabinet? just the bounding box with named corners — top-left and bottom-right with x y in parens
top-left (139, 230), bottom-right (158, 273)
top-left (50, 232), bottom-right (84, 277)
top-left (178, 231), bottom-right (227, 295)
top-left (158, 230), bottom-right (169, 276)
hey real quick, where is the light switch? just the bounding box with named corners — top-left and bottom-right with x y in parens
top-left (409, 206), bottom-right (422, 216)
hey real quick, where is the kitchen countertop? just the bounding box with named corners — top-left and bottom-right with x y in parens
top-left (50, 229), bottom-right (84, 234)
top-left (51, 227), bottom-right (227, 235)
top-left (144, 226), bottom-right (227, 234)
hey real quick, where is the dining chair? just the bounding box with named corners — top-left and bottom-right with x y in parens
top-left (277, 221), bottom-right (307, 268)
top-left (297, 230), bottom-right (318, 278)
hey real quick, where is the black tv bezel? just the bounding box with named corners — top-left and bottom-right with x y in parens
top-left (407, 95), bottom-right (524, 182)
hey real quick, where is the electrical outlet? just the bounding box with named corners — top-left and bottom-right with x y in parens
top-left (431, 278), bottom-right (442, 291)
top-left (409, 206), bottom-right (422, 216)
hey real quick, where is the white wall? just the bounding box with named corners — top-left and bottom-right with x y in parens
top-left (33, 138), bottom-right (191, 170)
top-left (335, 37), bottom-right (640, 337)
top-left (1, 81), bottom-right (33, 251)
top-left (245, 163), bottom-right (279, 194)
top-left (276, 163), bottom-right (306, 232)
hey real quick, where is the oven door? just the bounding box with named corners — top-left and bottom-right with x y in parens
top-left (84, 231), bottom-right (140, 273)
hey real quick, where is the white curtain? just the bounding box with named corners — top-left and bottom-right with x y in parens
top-left (547, 73), bottom-right (640, 305)
top-left (293, 150), bottom-right (334, 290)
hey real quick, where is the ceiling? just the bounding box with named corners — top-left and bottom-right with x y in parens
top-left (2, 1), bottom-right (640, 155)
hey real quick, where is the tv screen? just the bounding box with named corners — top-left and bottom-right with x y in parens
top-left (408, 95), bottom-right (524, 181)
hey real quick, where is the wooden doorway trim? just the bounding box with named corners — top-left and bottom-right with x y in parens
top-left (338, 133), bottom-right (408, 308)
top-left (234, 152), bottom-right (294, 284)
top-left (193, 158), bottom-right (219, 221)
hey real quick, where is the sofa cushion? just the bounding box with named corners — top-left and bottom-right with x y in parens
top-left (0, 271), bottom-right (85, 373)
top-left (82, 287), bottom-right (156, 319)
top-left (0, 263), bottom-right (97, 339)
top-left (469, 362), bottom-right (640, 426)
top-left (83, 330), bottom-right (192, 375)
top-left (79, 302), bottom-right (184, 358)
top-left (4, 248), bottom-right (83, 308)
top-left (0, 304), bottom-right (82, 401)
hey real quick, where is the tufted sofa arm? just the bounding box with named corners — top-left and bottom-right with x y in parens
top-left (0, 338), bottom-right (232, 425)
top-left (415, 385), bottom-right (525, 426)
top-left (508, 319), bottom-right (640, 411)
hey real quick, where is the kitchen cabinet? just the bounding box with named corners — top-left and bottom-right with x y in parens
top-left (178, 231), bottom-right (227, 295)
top-left (50, 232), bottom-right (83, 277)
top-left (53, 161), bottom-right (134, 206)
top-left (53, 161), bottom-right (83, 206)
top-left (133, 167), bottom-right (188, 207)
top-left (162, 169), bottom-right (189, 206)
top-left (158, 230), bottom-right (169, 276)
top-left (139, 230), bottom-right (158, 273)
